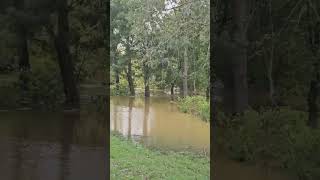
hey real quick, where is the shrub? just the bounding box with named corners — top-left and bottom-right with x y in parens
top-left (222, 108), bottom-right (320, 179)
top-left (111, 78), bottom-right (129, 96)
top-left (177, 96), bottom-right (210, 122)
top-left (15, 61), bottom-right (64, 109)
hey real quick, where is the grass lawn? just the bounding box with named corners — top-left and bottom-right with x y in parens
top-left (111, 135), bottom-right (210, 180)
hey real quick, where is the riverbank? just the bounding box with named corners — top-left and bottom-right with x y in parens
top-left (176, 95), bottom-right (320, 179)
top-left (215, 108), bottom-right (320, 180)
top-left (110, 135), bottom-right (210, 180)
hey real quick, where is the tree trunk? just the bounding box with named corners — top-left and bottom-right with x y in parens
top-left (268, 0), bottom-right (276, 106)
top-left (231, 0), bottom-right (248, 114)
top-left (115, 69), bottom-right (120, 93)
top-left (17, 24), bottom-right (30, 71)
top-left (14, 0), bottom-right (30, 106)
top-left (127, 58), bottom-right (135, 96)
top-left (233, 56), bottom-right (248, 114)
top-left (113, 54), bottom-right (120, 94)
top-left (17, 23), bottom-right (30, 104)
top-left (170, 83), bottom-right (174, 100)
top-left (267, 48), bottom-right (276, 106)
top-left (143, 64), bottom-right (150, 97)
top-left (306, 3), bottom-right (320, 128)
top-left (183, 46), bottom-right (188, 97)
top-left (308, 71), bottom-right (319, 128)
top-left (14, 0), bottom-right (30, 71)
top-left (179, 82), bottom-right (183, 97)
top-left (54, 0), bottom-right (79, 108)
top-left (144, 82), bottom-right (150, 97)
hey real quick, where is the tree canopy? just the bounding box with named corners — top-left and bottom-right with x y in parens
top-left (110, 0), bottom-right (210, 98)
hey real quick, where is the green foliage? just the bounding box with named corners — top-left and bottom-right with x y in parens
top-left (110, 76), bottom-right (129, 96)
top-left (111, 135), bottom-right (209, 180)
top-left (0, 63), bottom-right (64, 109)
top-left (16, 61), bottom-right (64, 109)
top-left (177, 96), bottom-right (210, 122)
top-left (222, 108), bottom-right (320, 179)
top-left (111, 0), bottom-right (209, 95)
top-left (212, 1), bottom-right (320, 179)
top-left (0, 0), bottom-right (106, 108)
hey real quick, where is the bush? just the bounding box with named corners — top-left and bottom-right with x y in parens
top-left (222, 108), bottom-right (320, 179)
top-left (15, 61), bottom-right (64, 109)
top-left (110, 78), bottom-right (129, 96)
top-left (177, 96), bottom-right (210, 122)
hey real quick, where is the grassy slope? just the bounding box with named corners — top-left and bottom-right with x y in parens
top-left (111, 136), bottom-right (210, 180)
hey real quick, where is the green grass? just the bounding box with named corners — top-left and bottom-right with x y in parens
top-left (111, 135), bottom-right (210, 180)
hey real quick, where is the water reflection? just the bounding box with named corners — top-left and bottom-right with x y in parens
top-left (110, 96), bottom-right (210, 152)
top-left (128, 98), bottom-right (133, 137)
top-left (143, 98), bottom-right (150, 137)
top-left (0, 111), bottom-right (107, 180)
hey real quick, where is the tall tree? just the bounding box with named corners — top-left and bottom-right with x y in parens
top-left (14, 0), bottom-right (30, 71)
top-left (214, 0), bottom-right (249, 114)
top-left (52, 0), bottom-right (79, 107)
top-left (305, 1), bottom-right (320, 128)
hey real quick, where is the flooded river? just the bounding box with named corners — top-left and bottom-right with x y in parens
top-left (0, 111), bottom-right (107, 180)
top-left (0, 96), bottom-right (296, 180)
top-left (111, 96), bottom-right (296, 180)
top-left (110, 96), bottom-right (210, 153)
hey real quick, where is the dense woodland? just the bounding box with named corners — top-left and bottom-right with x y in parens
top-left (110, 0), bottom-right (209, 98)
top-left (213, 0), bottom-right (320, 121)
top-left (1, 0), bottom-right (320, 179)
top-left (0, 0), bottom-right (106, 109)
top-left (213, 0), bottom-right (320, 179)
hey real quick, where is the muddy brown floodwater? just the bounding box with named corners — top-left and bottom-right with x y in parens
top-left (111, 96), bottom-right (296, 180)
top-left (212, 150), bottom-right (297, 180)
top-left (0, 111), bottom-right (107, 180)
top-left (111, 96), bottom-right (210, 152)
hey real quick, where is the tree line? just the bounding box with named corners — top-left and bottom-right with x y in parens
top-left (213, 0), bottom-right (320, 128)
top-left (111, 0), bottom-right (209, 98)
top-left (0, 0), bottom-right (106, 108)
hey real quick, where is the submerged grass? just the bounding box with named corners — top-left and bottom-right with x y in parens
top-left (110, 135), bottom-right (210, 180)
